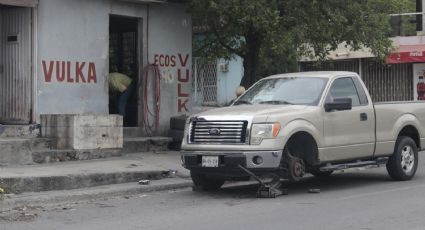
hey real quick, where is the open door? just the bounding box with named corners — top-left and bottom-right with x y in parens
top-left (109, 15), bottom-right (140, 127)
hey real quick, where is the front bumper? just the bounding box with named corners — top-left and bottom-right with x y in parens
top-left (181, 150), bottom-right (282, 169)
top-left (181, 150), bottom-right (282, 180)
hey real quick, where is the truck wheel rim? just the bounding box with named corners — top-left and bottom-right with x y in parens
top-left (401, 145), bottom-right (415, 174)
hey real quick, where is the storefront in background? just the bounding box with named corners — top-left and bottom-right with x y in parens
top-left (300, 58), bottom-right (413, 102)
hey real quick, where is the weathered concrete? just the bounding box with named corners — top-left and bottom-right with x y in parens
top-left (0, 135), bottom-right (171, 166)
top-left (41, 114), bottom-right (123, 150)
top-left (0, 152), bottom-right (187, 193)
top-left (123, 127), bottom-right (145, 138)
top-left (122, 137), bottom-right (172, 153)
top-left (31, 137), bottom-right (173, 164)
top-left (0, 138), bottom-right (53, 166)
top-left (0, 124), bottom-right (40, 138)
top-left (32, 149), bottom-right (122, 164)
top-left (0, 178), bottom-right (193, 212)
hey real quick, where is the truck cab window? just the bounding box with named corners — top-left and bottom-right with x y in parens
top-left (327, 77), bottom-right (361, 106)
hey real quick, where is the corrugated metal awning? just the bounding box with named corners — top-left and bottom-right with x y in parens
top-left (0, 0), bottom-right (38, 7)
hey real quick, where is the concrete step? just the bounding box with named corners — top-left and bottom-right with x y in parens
top-left (0, 138), bottom-right (55, 165)
top-left (31, 136), bottom-right (173, 164)
top-left (0, 153), bottom-right (187, 193)
top-left (0, 136), bottom-right (172, 165)
top-left (122, 137), bottom-right (172, 153)
top-left (0, 138), bottom-right (54, 152)
top-left (123, 127), bottom-right (145, 138)
top-left (32, 149), bottom-right (122, 164)
top-left (0, 124), bottom-right (40, 138)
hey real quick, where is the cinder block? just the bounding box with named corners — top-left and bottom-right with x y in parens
top-left (40, 114), bottom-right (123, 150)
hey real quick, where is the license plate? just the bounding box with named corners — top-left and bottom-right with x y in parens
top-left (202, 156), bottom-right (219, 167)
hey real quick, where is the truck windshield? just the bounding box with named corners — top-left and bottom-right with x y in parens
top-left (234, 77), bottom-right (328, 106)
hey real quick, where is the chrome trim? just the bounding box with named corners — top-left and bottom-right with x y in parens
top-left (188, 115), bottom-right (253, 145)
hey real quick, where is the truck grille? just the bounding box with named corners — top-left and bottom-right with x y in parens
top-left (190, 120), bottom-right (248, 144)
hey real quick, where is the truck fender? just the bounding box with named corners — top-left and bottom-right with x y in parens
top-left (392, 114), bottom-right (423, 146)
top-left (280, 119), bottom-right (323, 150)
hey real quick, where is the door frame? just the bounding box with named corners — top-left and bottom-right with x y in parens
top-left (108, 14), bottom-right (144, 127)
top-left (0, 6), bottom-right (36, 124)
top-left (31, 6), bottom-right (37, 124)
top-left (136, 17), bottom-right (144, 127)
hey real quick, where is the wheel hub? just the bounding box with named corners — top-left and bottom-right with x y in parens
top-left (288, 156), bottom-right (305, 182)
top-left (293, 161), bottom-right (305, 178)
top-left (401, 145), bottom-right (415, 174)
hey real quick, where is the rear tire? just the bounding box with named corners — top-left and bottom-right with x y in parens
top-left (386, 136), bottom-right (418, 181)
top-left (191, 171), bottom-right (225, 191)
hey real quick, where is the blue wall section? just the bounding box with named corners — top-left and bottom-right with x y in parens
top-left (217, 56), bottom-right (243, 106)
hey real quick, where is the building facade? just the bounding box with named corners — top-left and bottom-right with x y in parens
top-left (300, 0), bottom-right (425, 103)
top-left (0, 0), bottom-right (192, 135)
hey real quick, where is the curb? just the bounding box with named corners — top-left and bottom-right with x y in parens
top-left (0, 178), bottom-right (193, 212)
top-left (1, 170), bottom-right (168, 193)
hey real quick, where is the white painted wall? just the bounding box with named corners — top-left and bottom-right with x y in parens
top-left (216, 56), bottom-right (243, 106)
top-left (36, 0), bottom-right (192, 133)
top-left (147, 3), bottom-right (192, 133)
top-left (37, 0), bottom-right (110, 115)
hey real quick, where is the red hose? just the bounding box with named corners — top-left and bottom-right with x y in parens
top-left (143, 64), bottom-right (161, 136)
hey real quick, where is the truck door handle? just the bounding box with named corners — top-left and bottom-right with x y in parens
top-left (360, 113), bottom-right (368, 121)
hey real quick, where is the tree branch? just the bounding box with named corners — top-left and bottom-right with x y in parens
top-left (212, 26), bottom-right (245, 57)
top-left (194, 40), bottom-right (216, 54)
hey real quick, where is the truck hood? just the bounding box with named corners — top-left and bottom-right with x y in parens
top-left (193, 104), bottom-right (308, 121)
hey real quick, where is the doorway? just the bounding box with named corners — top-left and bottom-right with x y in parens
top-left (109, 15), bottom-right (140, 127)
top-left (0, 6), bottom-right (33, 125)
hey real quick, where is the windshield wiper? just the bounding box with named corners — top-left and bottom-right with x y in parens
top-left (259, 100), bottom-right (294, 105)
top-left (233, 100), bottom-right (252, 105)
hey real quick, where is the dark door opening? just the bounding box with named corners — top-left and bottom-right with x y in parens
top-left (109, 15), bottom-right (139, 127)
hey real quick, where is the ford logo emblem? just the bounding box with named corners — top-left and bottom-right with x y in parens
top-left (208, 128), bottom-right (221, 135)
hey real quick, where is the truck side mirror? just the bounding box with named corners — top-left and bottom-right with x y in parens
top-left (324, 98), bottom-right (352, 112)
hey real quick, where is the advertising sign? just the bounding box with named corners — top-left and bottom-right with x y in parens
top-left (413, 63), bottom-right (425, 101)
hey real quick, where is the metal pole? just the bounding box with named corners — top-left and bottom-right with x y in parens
top-left (194, 58), bottom-right (198, 104)
top-left (358, 58), bottom-right (362, 79)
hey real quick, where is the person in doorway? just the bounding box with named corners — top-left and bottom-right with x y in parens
top-left (108, 72), bottom-right (133, 116)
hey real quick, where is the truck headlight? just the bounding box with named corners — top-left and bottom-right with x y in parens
top-left (250, 123), bottom-right (281, 145)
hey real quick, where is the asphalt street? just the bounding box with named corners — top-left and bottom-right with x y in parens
top-left (3, 152), bottom-right (425, 230)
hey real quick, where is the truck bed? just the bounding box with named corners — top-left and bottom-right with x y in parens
top-left (374, 101), bottom-right (425, 156)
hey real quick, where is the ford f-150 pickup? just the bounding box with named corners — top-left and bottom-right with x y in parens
top-left (181, 71), bottom-right (425, 190)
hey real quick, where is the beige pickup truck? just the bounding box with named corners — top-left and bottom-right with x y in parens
top-left (181, 71), bottom-right (425, 190)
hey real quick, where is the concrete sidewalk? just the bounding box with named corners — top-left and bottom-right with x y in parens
top-left (0, 151), bottom-right (192, 210)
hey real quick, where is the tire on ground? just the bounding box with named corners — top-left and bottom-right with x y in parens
top-left (168, 129), bottom-right (184, 142)
top-left (170, 115), bottom-right (187, 131)
top-left (190, 171), bottom-right (225, 191)
top-left (386, 136), bottom-right (418, 181)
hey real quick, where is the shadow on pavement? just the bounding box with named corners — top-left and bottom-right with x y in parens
top-left (197, 171), bottom-right (394, 198)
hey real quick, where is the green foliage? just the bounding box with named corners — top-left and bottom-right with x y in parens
top-left (189, 0), bottom-right (409, 86)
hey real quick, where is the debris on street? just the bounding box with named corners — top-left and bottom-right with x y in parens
top-left (138, 180), bottom-right (150, 185)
